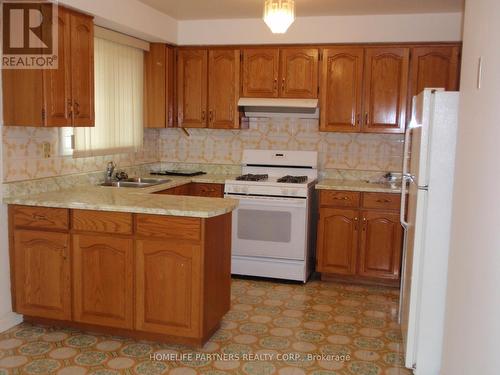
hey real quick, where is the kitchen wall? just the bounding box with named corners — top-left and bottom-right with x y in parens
top-left (177, 12), bottom-right (463, 45)
top-left (441, 0), bottom-right (500, 373)
top-left (2, 127), bottom-right (159, 183)
top-left (159, 118), bottom-right (404, 172)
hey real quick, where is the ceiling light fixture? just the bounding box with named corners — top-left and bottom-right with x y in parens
top-left (263, 0), bottom-right (295, 34)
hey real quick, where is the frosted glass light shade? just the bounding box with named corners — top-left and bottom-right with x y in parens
top-left (263, 0), bottom-right (295, 34)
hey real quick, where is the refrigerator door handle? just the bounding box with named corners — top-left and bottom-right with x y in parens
top-left (400, 127), bottom-right (412, 228)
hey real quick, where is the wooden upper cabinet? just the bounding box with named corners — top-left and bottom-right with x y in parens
top-left (69, 10), bottom-right (94, 127)
top-left (177, 49), bottom-right (208, 128)
top-left (135, 239), bottom-right (202, 338)
top-left (358, 211), bottom-right (403, 280)
top-left (2, 6), bottom-right (94, 127)
top-left (242, 48), bottom-right (280, 98)
top-left (14, 230), bottom-right (71, 320)
top-left (320, 48), bottom-right (364, 132)
top-left (410, 46), bottom-right (460, 96)
top-left (280, 48), bottom-right (319, 98)
top-left (208, 49), bottom-right (240, 129)
top-left (43, 8), bottom-right (72, 126)
top-left (363, 47), bottom-right (409, 133)
top-left (144, 44), bottom-right (176, 128)
top-left (73, 234), bottom-right (134, 329)
top-left (317, 208), bottom-right (359, 275)
top-left (144, 44), bottom-right (166, 128)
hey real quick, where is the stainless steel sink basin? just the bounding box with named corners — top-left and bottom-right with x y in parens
top-left (100, 178), bottom-right (171, 188)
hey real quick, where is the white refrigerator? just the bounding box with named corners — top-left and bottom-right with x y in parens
top-left (400, 89), bottom-right (460, 374)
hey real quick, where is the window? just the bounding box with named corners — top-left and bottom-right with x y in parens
top-left (73, 37), bottom-right (144, 157)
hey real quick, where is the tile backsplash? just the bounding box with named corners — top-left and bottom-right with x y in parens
top-left (159, 118), bottom-right (404, 171)
top-left (2, 118), bottom-right (404, 183)
top-left (2, 127), bottom-right (159, 183)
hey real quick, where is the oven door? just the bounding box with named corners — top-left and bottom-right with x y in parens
top-left (227, 194), bottom-right (307, 260)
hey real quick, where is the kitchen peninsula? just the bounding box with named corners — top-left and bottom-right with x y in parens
top-left (4, 178), bottom-right (237, 347)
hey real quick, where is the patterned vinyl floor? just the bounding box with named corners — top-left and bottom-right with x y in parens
top-left (0, 278), bottom-right (413, 375)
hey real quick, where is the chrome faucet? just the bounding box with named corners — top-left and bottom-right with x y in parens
top-left (105, 161), bottom-right (116, 182)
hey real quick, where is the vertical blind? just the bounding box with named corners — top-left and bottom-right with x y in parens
top-left (73, 37), bottom-right (144, 157)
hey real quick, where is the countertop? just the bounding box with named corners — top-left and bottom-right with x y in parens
top-left (3, 174), bottom-right (239, 218)
top-left (315, 178), bottom-right (402, 194)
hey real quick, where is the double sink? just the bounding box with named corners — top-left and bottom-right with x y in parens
top-left (100, 177), bottom-right (171, 188)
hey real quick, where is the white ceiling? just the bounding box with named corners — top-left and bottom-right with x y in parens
top-left (138, 0), bottom-right (465, 20)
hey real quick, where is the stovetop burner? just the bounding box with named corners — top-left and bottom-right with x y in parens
top-left (277, 175), bottom-right (308, 184)
top-left (236, 174), bottom-right (269, 182)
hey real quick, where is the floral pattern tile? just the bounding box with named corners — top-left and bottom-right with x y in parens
top-left (0, 279), bottom-right (413, 375)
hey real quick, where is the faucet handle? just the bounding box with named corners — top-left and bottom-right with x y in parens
top-left (107, 161), bottom-right (116, 169)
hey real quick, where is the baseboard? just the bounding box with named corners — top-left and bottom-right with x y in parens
top-left (0, 311), bottom-right (23, 333)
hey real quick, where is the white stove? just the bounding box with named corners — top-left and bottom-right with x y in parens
top-left (225, 150), bottom-right (318, 282)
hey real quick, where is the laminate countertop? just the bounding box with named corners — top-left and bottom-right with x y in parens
top-left (316, 178), bottom-right (402, 194)
top-left (3, 174), bottom-right (239, 218)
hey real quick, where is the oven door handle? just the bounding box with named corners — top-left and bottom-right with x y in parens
top-left (225, 194), bottom-right (307, 208)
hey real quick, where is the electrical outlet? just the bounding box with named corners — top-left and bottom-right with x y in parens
top-left (42, 142), bottom-right (51, 158)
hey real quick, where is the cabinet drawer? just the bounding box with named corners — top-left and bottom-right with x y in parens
top-left (12, 206), bottom-right (69, 230)
top-left (72, 210), bottom-right (133, 234)
top-left (320, 191), bottom-right (360, 208)
top-left (155, 183), bottom-right (192, 196)
top-left (362, 193), bottom-right (401, 211)
top-left (190, 183), bottom-right (224, 198)
top-left (136, 214), bottom-right (201, 241)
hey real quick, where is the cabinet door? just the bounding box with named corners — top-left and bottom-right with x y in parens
top-left (43, 7), bottom-right (72, 126)
top-left (280, 48), bottom-right (319, 98)
top-left (70, 11), bottom-right (94, 127)
top-left (136, 239), bottom-right (202, 337)
top-left (177, 49), bottom-right (208, 128)
top-left (155, 183), bottom-right (193, 196)
top-left (144, 43), bottom-right (166, 128)
top-left (359, 211), bottom-right (403, 280)
top-left (320, 48), bottom-right (364, 132)
top-left (316, 208), bottom-right (359, 275)
top-left (410, 46), bottom-right (460, 96)
top-left (363, 47), bottom-right (409, 133)
top-left (2, 70), bottom-right (44, 126)
top-left (14, 230), bottom-right (71, 320)
top-left (73, 234), bottom-right (134, 329)
top-left (242, 48), bottom-right (279, 98)
top-left (208, 49), bottom-right (240, 129)
top-left (166, 47), bottom-right (176, 127)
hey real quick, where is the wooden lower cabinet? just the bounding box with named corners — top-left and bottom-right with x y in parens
top-left (156, 182), bottom-right (224, 198)
top-left (13, 230), bottom-right (71, 320)
top-left (316, 209), bottom-right (358, 275)
top-left (135, 239), bottom-right (201, 338)
top-left (72, 234), bottom-right (134, 329)
top-left (316, 191), bottom-right (403, 285)
top-left (359, 211), bottom-right (403, 280)
top-left (190, 183), bottom-right (224, 198)
top-left (9, 205), bottom-right (232, 346)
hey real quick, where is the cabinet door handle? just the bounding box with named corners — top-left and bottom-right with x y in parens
top-left (365, 112), bottom-right (369, 125)
top-left (32, 214), bottom-right (47, 221)
top-left (362, 217), bottom-right (367, 231)
top-left (376, 199), bottom-right (391, 203)
top-left (209, 110), bottom-right (213, 123)
top-left (274, 78), bottom-right (278, 93)
top-left (355, 113), bottom-right (360, 126)
top-left (201, 110), bottom-right (206, 122)
top-left (74, 101), bottom-right (80, 116)
top-left (354, 217), bottom-right (359, 231)
top-left (67, 99), bottom-right (73, 117)
top-left (168, 109), bottom-right (173, 126)
top-left (334, 196), bottom-right (349, 201)
top-left (281, 77), bottom-right (285, 92)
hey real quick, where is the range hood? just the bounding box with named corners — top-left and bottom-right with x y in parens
top-left (238, 98), bottom-right (319, 119)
